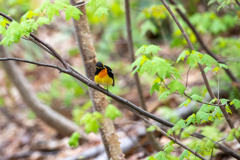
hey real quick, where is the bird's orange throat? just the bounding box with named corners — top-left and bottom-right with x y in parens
top-left (98, 68), bottom-right (108, 78)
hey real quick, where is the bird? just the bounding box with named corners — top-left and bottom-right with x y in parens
top-left (94, 62), bottom-right (115, 91)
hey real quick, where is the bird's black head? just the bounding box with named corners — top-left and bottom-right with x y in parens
top-left (96, 62), bottom-right (105, 69)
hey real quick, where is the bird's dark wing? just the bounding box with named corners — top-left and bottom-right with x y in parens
top-left (105, 65), bottom-right (115, 86)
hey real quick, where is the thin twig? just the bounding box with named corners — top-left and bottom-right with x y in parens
top-left (1, 57), bottom-right (240, 159)
top-left (185, 67), bottom-right (191, 88)
top-left (0, 12), bottom-right (70, 70)
top-left (160, 0), bottom-right (240, 144)
top-left (168, 0), bottom-right (239, 83)
top-left (0, 11), bottom-right (239, 158)
top-left (124, 0), bottom-right (162, 151)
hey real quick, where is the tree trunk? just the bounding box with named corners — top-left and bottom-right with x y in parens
top-left (69, 1), bottom-right (125, 159)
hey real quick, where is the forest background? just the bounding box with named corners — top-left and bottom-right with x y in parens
top-left (0, 0), bottom-right (240, 160)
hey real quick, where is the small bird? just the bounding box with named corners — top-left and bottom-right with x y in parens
top-left (95, 62), bottom-right (115, 91)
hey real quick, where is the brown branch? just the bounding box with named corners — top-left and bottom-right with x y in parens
top-left (160, 0), bottom-right (240, 144)
top-left (0, 10), bottom-right (239, 159)
top-left (168, 0), bottom-right (239, 83)
top-left (235, 0), bottom-right (240, 6)
top-left (124, 0), bottom-right (162, 151)
top-left (1, 56), bottom-right (240, 159)
top-left (0, 12), bottom-right (70, 70)
top-left (69, 1), bottom-right (124, 159)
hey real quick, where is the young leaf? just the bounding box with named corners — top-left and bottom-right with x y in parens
top-left (68, 132), bottom-right (81, 147)
top-left (94, 6), bottom-right (109, 18)
top-left (219, 63), bottom-right (229, 69)
top-left (185, 113), bottom-right (196, 126)
top-left (196, 111), bottom-right (211, 124)
top-left (181, 125), bottom-right (197, 139)
top-left (230, 99), bottom-right (240, 109)
top-left (145, 45), bottom-right (161, 54)
top-left (180, 150), bottom-right (190, 160)
top-left (150, 82), bottom-right (160, 95)
top-left (105, 104), bottom-right (122, 120)
top-left (179, 99), bottom-right (191, 107)
top-left (163, 141), bottom-right (175, 154)
top-left (186, 52), bottom-right (201, 68)
top-left (176, 50), bottom-right (189, 62)
top-left (159, 90), bottom-right (170, 100)
top-left (191, 94), bottom-right (203, 102)
top-left (226, 128), bottom-right (236, 141)
top-left (201, 54), bottom-right (218, 67)
top-left (154, 151), bottom-right (168, 160)
top-left (37, 17), bottom-right (50, 26)
top-left (135, 45), bottom-right (146, 56)
top-left (167, 119), bottom-right (186, 136)
top-left (65, 6), bottom-right (83, 21)
top-left (146, 125), bottom-right (157, 132)
top-left (168, 80), bottom-right (186, 95)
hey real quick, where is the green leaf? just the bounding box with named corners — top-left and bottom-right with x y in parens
top-left (201, 54), bottom-right (218, 67)
top-left (132, 65), bottom-right (140, 75)
top-left (231, 99), bottom-right (240, 109)
top-left (186, 52), bottom-right (201, 68)
top-left (196, 111), bottom-right (211, 124)
top-left (204, 66), bottom-right (212, 73)
top-left (105, 104), bottom-right (122, 120)
top-left (146, 156), bottom-right (157, 160)
top-left (226, 128), bottom-right (236, 141)
top-left (163, 141), bottom-right (175, 154)
top-left (47, 4), bottom-right (60, 20)
top-left (185, 114), bottom-right (196, 126)
top-left (219, 63), bottom-right (229, 69)
top-left (80, 112), bottom-right (102, 134)
top-left (146, 125), bottom-right (157, 132)
top-left (180, 150), bottom-right (190, 160)
top-left (159, 90), bottom-right (170, 100)
top-left (151, 60), bottom-right (172, 79)
top-left (94, 6), bottom-right (109, 18)
top-left (150, 82), bottom-right (160, 95)
top-left (179, 99), bottom-right (191, 107)
top-left (168, 80), bottom-right (186, 95)
top-left (154, 151), bottom-right (168, 160)
top-left (191, 94), bottom-right (203, 102)
top-left (176, 50), bottom-right (190, 62)
top-left (135, 45), bottom-right (147, 56)
top-left (37, 17), bottom-right (50, 26)
top-left (181, 125), bottom-right (197, 138)
top-left (68, 132), bottom-right (81, 147)
top-left (167, 119), bottom-right (186, 136)
top-left (140, 60), bottom-right (152, 75)
top-left (65, 6), bottom-right (83, 21)
top-left (145, 45), bottom-right (161, 54)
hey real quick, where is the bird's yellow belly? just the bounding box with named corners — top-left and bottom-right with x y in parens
top-left (95, 75), bottom-right (113, 86)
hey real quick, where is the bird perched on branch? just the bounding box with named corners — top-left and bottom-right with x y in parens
top-left (95, 62), bottom-right (115, 91)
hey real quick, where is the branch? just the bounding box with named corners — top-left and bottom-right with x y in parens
top-left (1, 10), bottom-right (239, 159)
top-left (1, 57), bottom-right (240, 159)
top-left (0, 12), bottom-right (70, 70)
top-left (124, 0), bottom-right (162, 151)
top-left (160, 0), bottom-right (240, 144)
top-left (168, 0), bottom-right (239, 83)
top-left (235, 0), bottom-right (240, 7)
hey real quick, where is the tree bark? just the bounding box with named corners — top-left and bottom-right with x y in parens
top-left (69, 1), bottom-right (124, 159)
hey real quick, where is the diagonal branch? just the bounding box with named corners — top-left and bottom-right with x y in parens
top-left (160, 0), bottom-right (240, 144)
top-left (0, 12), bottom-right (70, 70)
top-left (0, 9), bottom-right (239, 159)
top-left (168, 0), bottom-right (239, 83)
top-left (1, 56), bottom-right (240, 159)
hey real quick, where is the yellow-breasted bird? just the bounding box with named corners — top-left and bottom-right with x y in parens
top-left (95, 62), bottom-right (115, 91)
